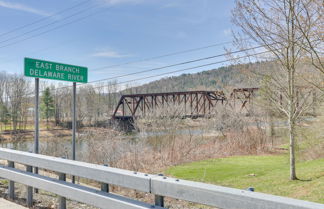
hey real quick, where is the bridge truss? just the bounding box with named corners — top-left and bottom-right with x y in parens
top-left (229, 88), bottom-right (259, 111)
top-left (112, 91), bottom-right (227, 119)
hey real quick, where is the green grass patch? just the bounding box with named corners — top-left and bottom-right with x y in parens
top-left (0, 122), bottom-right (56, 132)
top-left (166, 155), bottom-right (324, 203)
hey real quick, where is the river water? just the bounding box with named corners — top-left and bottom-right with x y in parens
top-left (0, 128), bottom-right (207, 157)
top-left (0, 137), bottom-right (90, 157)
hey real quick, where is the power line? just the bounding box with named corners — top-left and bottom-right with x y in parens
top-left (85, 50), bottom-right (270, 91)
top-left (0, 3), bottom-right (100, 45)
top-left (23, 44), bottom-right (267, 96)
top-left (0, 51), bottom-right (270, 135)
top-left (91, 37), bottom-right (254, 72)
top-left (0, 0), bottom-right (91, 38)
top-left (0, 38), bottom-right (240, 72)
top-left (0, 2), bottom-right (251, 76)
top-left (0, 37), bottom-right (83, 66)
top-left (22, 47), bottom-right (269, 97)
top-left (91, 41), bottom-right (235, 71)
top-left (0, 6), bottom-right (113, 49)
top-left (87, 44), bottom-right (266, 85)
top-left (0, 6), bottom-right (249, 71)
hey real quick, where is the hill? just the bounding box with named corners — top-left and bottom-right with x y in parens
top-left (124, 61), bottom-right (275, 94)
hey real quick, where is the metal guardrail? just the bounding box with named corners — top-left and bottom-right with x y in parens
top-left (0, 166), bottom-right (158, 209)
top-left (0, 148), bottom-right (152, 192)
top-left (0, 148), bottom-right (323, 209)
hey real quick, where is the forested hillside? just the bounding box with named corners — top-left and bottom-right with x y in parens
top-left (124, 61), bottom-right (275, 94)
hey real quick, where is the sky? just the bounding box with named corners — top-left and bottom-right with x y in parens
top-left (0, 0), bottom-right (236, 87)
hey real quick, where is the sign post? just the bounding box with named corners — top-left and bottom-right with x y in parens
top-left (72, 82), bottom-right (76, 183)
top-left (24, 58), bottom-right (87, 184)
top-left (34, 78), bottom-right (39, 193)
top-left (34, 78), bottom-right (39, 156)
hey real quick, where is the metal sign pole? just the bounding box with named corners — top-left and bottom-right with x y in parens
top-left (72, 82), bottom-right (76, 184)
top-left (34, 78), bottom-right (39, 193)
top-left (34, 78), bottom-right (39, 157)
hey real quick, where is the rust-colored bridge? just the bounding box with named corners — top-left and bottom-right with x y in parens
top-left (112, 89), bottom-right (258, 120)
top-left (112, 91), bottom-right (226, 119)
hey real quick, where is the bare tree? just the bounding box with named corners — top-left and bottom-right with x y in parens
top-left (293, 0), bottom-right (323, 75)
top-left (232, 0), bottom-right (322, 180)
top-left (4, 75), bottom-right (31, 131)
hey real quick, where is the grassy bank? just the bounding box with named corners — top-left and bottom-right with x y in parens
top-left (166, 155), bottom-right (324, 203)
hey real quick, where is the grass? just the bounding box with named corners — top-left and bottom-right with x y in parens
top-left (0, 123), bottom-right (47, 131)
top-left (166, 155), bottom-right (324, 203)
top-left (278, 106), bottom-right (324, 159)
top-left (0, 120), bottom-right (61, 132)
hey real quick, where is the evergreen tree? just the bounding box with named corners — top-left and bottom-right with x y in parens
top-left (0, 103), bottom-right (10, 127)
top-left (41, 88), bottom-right (55, 126)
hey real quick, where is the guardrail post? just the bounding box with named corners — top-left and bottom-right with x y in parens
top-left (34, 167), bottom-right (39, 193)
top-left (101, 164), bottom-right (109, 193)
top-left (26, 165), bottom-right (33, 207)
top-left (58, 172), bottom-right (66, 209)
top-left (58, 157), bottom-right (66, 209)
top-left (154, 174), bottom-right (164, 207)
top-left (8, 161), bottom-right (15, 200)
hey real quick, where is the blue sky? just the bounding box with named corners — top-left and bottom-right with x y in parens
top-left (0, 0), bottom-right (236, 86)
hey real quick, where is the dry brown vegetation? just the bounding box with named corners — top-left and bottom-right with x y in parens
top-left (1, 101), bottom-right (322, 209)
top-left (69, 105), bottom-right (274, 175)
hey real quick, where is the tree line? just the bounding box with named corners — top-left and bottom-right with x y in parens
top-left (0, 72), bottom-right (122, 132)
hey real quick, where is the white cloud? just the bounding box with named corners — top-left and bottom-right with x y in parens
top-left (91, 49), bottom-right (131, 58)
top-left (0, 1), bottom-right (50, 16)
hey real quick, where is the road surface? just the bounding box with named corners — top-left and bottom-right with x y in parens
top-left (0, 198), bottom-right (27, 209)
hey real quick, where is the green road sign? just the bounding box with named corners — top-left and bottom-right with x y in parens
top-left (24, 58), bottom-right (88, 83)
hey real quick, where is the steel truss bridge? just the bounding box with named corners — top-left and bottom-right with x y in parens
top-left (112, 88), bottom-right (259, 120)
